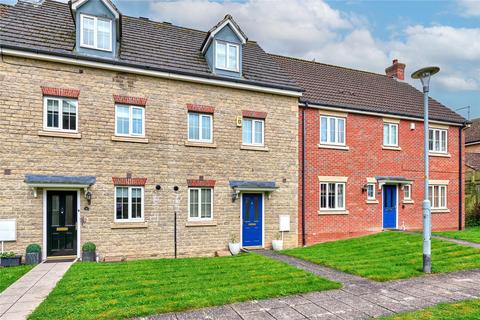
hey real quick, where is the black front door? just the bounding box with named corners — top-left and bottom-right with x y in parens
top-left (47, 191), bottom-right (77, 257)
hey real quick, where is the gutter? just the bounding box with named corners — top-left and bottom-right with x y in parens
top-left (0, 45), bottom-right (303, 98)
top-left (301, 103), bottom-right (307, 246)
top-left (300, 101), bottom-right (466, 127)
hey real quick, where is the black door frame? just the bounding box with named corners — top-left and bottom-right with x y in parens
top-left (44, 189), bottom-right (80, 259)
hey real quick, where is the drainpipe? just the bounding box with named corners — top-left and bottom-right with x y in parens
top-left (459, 125), bottom-right (464, 230)
top-left (301, 103), bottom-right (307, 246)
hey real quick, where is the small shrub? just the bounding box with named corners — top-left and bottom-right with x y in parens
top-left (26, 244), bottom-right (41, 253)
top-left (82, 242), bottom-right (96, 252)
top-left (0, 251), bottom-right (16, 258)
top-left (466, 202), bottom-right (480, 227)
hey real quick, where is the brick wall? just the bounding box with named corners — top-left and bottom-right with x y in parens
top-left (299, 107), bottom-right (465, 245)
top-left (0, 56), bottom-right (299, 260)
top-left (466, 144), bottom-right (480, 153)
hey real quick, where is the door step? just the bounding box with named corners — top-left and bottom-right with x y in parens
top-left (45, 255), bottom-right (77, 263)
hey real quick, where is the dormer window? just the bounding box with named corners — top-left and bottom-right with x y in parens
top-left (80, 14), bottom-right (112, 52)
top-left (215, 40), bottom-right (239, 72)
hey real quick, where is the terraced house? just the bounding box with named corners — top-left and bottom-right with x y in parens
top-left (0, 0), bottom-right (301, 261)
top-left (273, 56), bottom-right (468, 244)
top-left (0, 0), bottom-right (467, 261)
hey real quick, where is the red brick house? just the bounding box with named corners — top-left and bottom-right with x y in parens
top-left (273, 56), bottom-right (468, 245)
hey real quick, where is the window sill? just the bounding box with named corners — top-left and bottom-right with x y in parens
top-left (184, 140), bottom-right (217, 148)
top-left (318, 210), bottom-right (349, 215)
top-left (111, 136), bottom-right (149, 144)
top-left (429, 152), bottom-right (451, 158)
top-left (38, 130), bottom-right (81, 139)
top-left (111, 222), bottom-right (148, 229)
top-left (403, 200), bottom-right (415, 204)
top-left (382, 145), bottom-right (402, 151)
top-left (240, 145), bottom-right (269, 152)
top-left (366, 200), bottom-right (379, 204)
top-left (185, 221), bottom-right (217, 227)
top-left (318, 144), bottom-right (349, 151)
top-left (432, 209), bottom-right (451, 214)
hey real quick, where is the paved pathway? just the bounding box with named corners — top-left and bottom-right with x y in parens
top-left (432, 235), bottom-right (480, 249)
top-left (0, 261), bottom-right (73, 320)
top-left (141, 251), bottom-right (480, 320)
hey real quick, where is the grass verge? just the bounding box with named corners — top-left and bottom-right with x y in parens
top-left (282, 231), bottom-right (480, 281)
top-left (29, 253), bottom-right (340, 320)
top-left (381, 299), bottom-right (480, 320)
top-left (0, 265), bottom-right (34, 293)
top-left (434, 227), bottom-right (480, 244)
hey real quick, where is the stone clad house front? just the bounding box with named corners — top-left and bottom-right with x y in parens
top-left (0, 0), bottom-right (301, 260)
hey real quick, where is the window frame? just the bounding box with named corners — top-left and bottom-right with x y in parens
top-left (215, 40), bottom-right (240, 72)
top-left (187, 112), bottom-right (213, 143)
top-left (366, 183), bottom-right (376, 200)
top-left (80, 14), bottom-right (113, 52)
top-left (429, 128), bottom-right (448, 154)
top-left (383, 122), bottom-right (399, 147)
top-left (319, 182), bottom-right (346, 211)
top-left (114, 186), bottom-right (144, 222)
top-left (242, 118), bottom-right (265, 146)
top-left (43, 97), bottom-right (78, 133)
top-left (114, 104), bottom-right (145, 137)
top-left (320, 115), bottom-right (346, 146)
top-left (188, 187), bottom-right (214, 221)
top-left (404, 185), bottom-right (412, 201)
top-left (429, 184), bottom-right (447, 210)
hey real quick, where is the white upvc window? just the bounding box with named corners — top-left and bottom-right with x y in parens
top-left (115, 186), bottom-right (144, 222)
top-left (366, 184), bottom-right (375, 200)
top-left (215, 40), bottom-right (239, 72)
top-left (429, 128), bottom-right (447, 153)
top-left (43, 97), bottom-right (78, 132)
top-left (404, 185), bottom-right (412, 200)
top-left (320, 182), bottom-right (345, 210)
top-left (188, 112), bottom-right (213, 142)
top-left (242, 118), bottom-right (264, 146)
top-left (188, 188), bottom-right (213, 220)
top-left (80, 14), bottom-right (112, 51)
top-left (115, 105), bottom-right (145, 137)
top-left (429, 185), bottom-right (447, 209)
top-left (320, 116), bottom-right (345, 145)
top-left (383, 123), bottom-right (398, 146)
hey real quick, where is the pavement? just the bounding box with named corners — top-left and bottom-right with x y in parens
top-left (0, 261), bottom-right (73, 320)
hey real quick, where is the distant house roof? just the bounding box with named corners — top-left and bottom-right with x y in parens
top-left (466, 119), bottom-right (480, 145)
top-left (271, 54), bottom-right (466, 124)
top-left (466, 153), bottom-right (480, 171)
top-left (0, 0), bottom-right (300, 92)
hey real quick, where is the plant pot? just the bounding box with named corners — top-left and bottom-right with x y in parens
top-left (0, 256), bottom-right (22, 267)
top-left (228, 242), bottom-right (241, 256)
top-left (82, 251), bottom-right (96, 262)
top-left (26, 252), bottom-right (41, 265)
top-left (272, 240), bottom-right (283, 251)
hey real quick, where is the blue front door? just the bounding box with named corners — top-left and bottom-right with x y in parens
top-left (242, 193), bottom-right (263, 246)
top-left (383, 185), bottom-right (397, 229)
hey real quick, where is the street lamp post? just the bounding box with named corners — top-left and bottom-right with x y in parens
top-left (411, 66), bottom-right (440, 273)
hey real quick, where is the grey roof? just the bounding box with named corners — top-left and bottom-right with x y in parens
top-left (272, 54), bottom-right (466, 124)
top-left (466, 118), bottom-right (480, 144)
top-left (0, 0), bottom-right (300, 92)
top-left (229, 181), bottom-right (277, 189)
top-left (24, 174), bottom-right (96, 185)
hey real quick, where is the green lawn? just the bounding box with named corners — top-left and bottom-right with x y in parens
top-left (0, 265), bottom-right (33, 293)
top-left (434, 227), bottom-right (480, 244)
top-left (29, 253), bottom-right (340, 320)
top-left (382, 299), bottom-right (480, 320)
top-left (282, 231), bottom-right (480, 281)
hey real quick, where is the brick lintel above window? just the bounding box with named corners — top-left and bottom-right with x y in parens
top-left (186, 104), bottom-right (215, 114)
top-left (113, 95), bottom-right (148, 107)
top-left (112, 177), bottom-right (147, 186)
top-left (187, 179), bottom-right (216, 188)
top-left (242, 110), bottom-right (267, 119)
top-left (41, 86), bottom-right (80, 98)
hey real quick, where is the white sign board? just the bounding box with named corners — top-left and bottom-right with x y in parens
top-left (0, 219), bottom-right (16, 241)
top-left (279, 215), bottom-right (290, 232)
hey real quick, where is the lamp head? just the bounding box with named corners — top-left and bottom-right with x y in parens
top-left (411, 66), bottom-right (440, 90)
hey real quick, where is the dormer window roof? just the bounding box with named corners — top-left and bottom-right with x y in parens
top-left (80, 14), bottom-right (112, 51)
top-left (71, 0), bottom-right (120, 19)
top-left (200, 15), bottom-right (247, 55)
